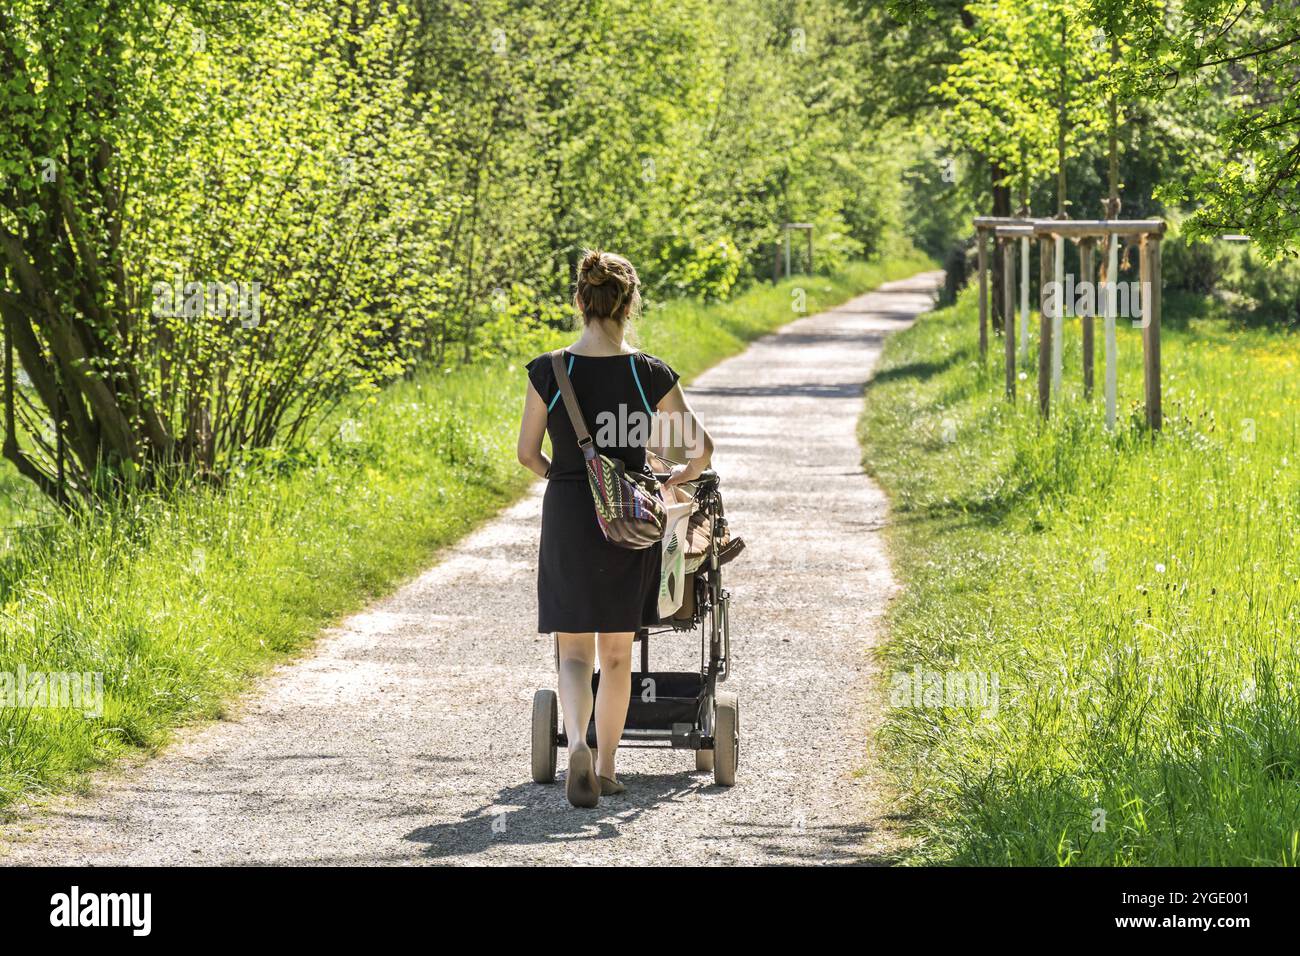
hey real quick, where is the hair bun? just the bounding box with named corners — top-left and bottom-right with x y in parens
top-left (579, 250), bottom-right (610, 287)
top-left (574, 248), bottom-right (639, 325)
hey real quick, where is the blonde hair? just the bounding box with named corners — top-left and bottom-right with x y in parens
top-left (575, 249), bottom-right (641, 326)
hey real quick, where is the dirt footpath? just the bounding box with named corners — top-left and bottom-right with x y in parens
top-left (3, 271), bottom-right (941, 866)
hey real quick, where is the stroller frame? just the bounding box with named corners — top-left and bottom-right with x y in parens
top-left (530, 468), bottom-right (740, 787)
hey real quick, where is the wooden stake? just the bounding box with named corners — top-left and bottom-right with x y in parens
top-left (977, 229), bottom-right (988, 362)
top-left (1080, 237), bottom-right (1095, 399)
top-left (1104, 233), bottom-right (1118, 431)
top-left (1038, 235), bottom-right (1053, 418)
top-left (1142, 236), bottom-right (1163, 430)
top-left (1003, 238), bottom-right (1015, 399)
top-left (1019, 236), bottom-right (1030, 364)
top-left (1052, 234), bottom-right (1064, 395)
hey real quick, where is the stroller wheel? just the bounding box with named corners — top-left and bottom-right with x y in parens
top-left (531, 689), bottom-right (558, 784)
top-left (695, 749), bottom-right (714, 772)
top-left (714, 692), bottom-right (739, 787)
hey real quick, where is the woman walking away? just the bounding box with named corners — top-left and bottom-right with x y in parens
top-left (516, 250), bottom-right (714, 808)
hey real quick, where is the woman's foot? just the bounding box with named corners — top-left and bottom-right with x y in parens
top-left (566, 745), bottom-right (600, 808)
top-left (598, 775), bottom-right (626, 795)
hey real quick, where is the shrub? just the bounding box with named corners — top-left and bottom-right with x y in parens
top-left (652, 236), bottom-right (744, 301)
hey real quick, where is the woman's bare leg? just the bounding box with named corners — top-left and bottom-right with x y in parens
top-left (556, 632), bottom-right (596, 753)
top-left (595, 631), bottom-right (635, 779)
top-left (556, 632), bottom-right (599, 807)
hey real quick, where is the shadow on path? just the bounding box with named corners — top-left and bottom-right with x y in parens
top-left (403, 770), bottom-right (900, 865)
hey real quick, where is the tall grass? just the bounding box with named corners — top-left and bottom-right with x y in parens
top-left (0, 253), bottom-right (934, 813)
top-left (859, 284), bottom-right (1300, 866)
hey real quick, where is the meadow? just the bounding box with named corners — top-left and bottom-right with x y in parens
top-left (0, 253), bottom-right (932, 814)
top-left (860, 285), bottom-right (1300, 865)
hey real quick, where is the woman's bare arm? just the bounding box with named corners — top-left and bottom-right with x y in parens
top-left (517, 382), bottom-right (551, 478)
top-left (656, 383), bottom-right (713, 486)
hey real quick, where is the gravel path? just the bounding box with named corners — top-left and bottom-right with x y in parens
top-left (3, 272), bottom-right (941, 866)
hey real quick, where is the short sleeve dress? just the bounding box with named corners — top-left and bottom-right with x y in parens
top-left (525, 349), bottom-right (681, 633)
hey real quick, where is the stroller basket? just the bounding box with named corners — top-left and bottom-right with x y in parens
top-left (591, 670), bottom-right (704, 731)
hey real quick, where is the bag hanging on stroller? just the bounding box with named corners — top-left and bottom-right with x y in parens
top-left (657, 485), bottom-right (695, 617)
top-left (644, 451), bottom-right (745, 624)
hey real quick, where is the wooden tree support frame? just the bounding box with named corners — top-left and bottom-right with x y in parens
top-left (1034, 219), bottom-right (1165, 431)
top-left (972, 217), bottom-right (1166, 431)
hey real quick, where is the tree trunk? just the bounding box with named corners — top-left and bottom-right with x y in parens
top-left (1106, 35), bottom-right (1121, 219)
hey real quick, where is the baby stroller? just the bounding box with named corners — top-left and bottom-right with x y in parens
top-left (530, 462), bottom-right (745, 787)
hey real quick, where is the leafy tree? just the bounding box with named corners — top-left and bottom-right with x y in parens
top-left (0, 0), bottom-right (455, 501)
top-left (932, 0), bottom-right (1107, 216)
top-left (1143, 1), bottom-right (1300, 255)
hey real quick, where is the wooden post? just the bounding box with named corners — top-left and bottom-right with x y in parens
top-left (1038, 234), bottom-right (1053, 418)
top-left (1104, 233), bottom-right (1118, 431)
top-left (977, 228), bottom-right (988, 362)
top-left (807, 229), bottom-right (813, 274)
top-left (1052, 234), bottom-right (1064, 395)
top-left (1019, 236), bottom-right (1030, 364)
top-left (1002, 238), bottom-right (1015, 399)
top-left (1141, 235), bottom-right (1162, 430)
top-left (1080, 237), bottom-right (1095, 399)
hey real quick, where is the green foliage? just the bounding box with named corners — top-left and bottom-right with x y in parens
top-left (468, 283), bottom-right (572, 363)
top-left (653, 237), bottom-right (744, 302)
top-left (1161, 218), bottom-right (1300, 329)
top-left (411, 0), bottom-right (937, 310)
top-left (1231, 251), bottom-right (1300, 329)
top-left (1160, 216), bottom-right (1239, 295)
top-left (1145, 1), bottom-right (1300, 256)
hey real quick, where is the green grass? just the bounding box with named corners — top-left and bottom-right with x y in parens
top-left (859, 284), bottom-right (1300, 866)
top-left (0, 252), bottom-right (934, 814)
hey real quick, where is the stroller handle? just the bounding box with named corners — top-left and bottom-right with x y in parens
top-left (652, 467), bottom-right (719, 489)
